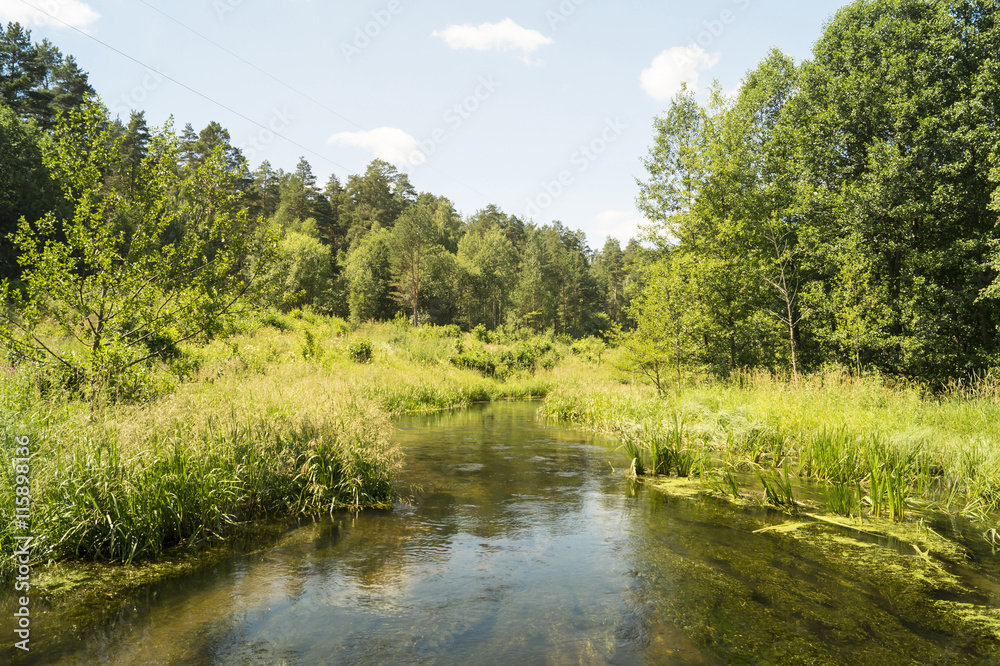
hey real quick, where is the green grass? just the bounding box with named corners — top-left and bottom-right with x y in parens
top-left (0, 313), bottom-right (565, 580)
top-left (540, 365), bottom-right (1000, 527)
top-left (759, 466), bottom-right (796, 511)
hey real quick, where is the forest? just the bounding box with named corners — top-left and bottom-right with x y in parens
top-left (0, 17), bottom-right (640, 366)
top-left (3, 2), bottom-right (1000, 395)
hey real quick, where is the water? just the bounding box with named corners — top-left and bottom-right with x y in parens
top-left (8, 402), bottom-right (1000, 664)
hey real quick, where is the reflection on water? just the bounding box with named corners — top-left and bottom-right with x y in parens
top-left (8, 402), bottom-right (1000, 664)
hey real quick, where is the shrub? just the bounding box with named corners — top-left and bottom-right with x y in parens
top-left (349, 339), bottom-right (373, 364)
top-left (471, 324), bottom-right (493, 343)
top-left (451, 337), bottom-right (561, 380)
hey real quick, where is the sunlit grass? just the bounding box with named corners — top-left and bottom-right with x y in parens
top-left (541, 365), bottom-right (1000, 527)
top-left (0, 313), bottom-right (564, 580)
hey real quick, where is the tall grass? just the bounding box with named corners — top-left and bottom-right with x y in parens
top-left (759, 466), bottom-right (795, 510)
top-left (615, 414), bottom-right (695, 478)
top-left (0, 314), bottom-right (563, 580)
top-left (2, 377), bottom-right (398, 572)
top-left (540, 366), bottom-right (1000, 527)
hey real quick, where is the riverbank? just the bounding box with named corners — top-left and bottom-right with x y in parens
top-left (540, 361), bottom-right (1000, 544)
top-left (0, 313), bottom-right (560, 583)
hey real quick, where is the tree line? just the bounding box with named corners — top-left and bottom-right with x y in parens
top-left (629, 0), bottom-right (1000, 386)
top-left (0, 20), bottom-right (645, 390)
top-left (4, 0), bottom-right (998, 389)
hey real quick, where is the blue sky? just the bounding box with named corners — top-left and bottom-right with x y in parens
top-left (1, 0), bottom-right (849, 248)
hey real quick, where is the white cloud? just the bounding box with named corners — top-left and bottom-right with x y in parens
top-left (0, 0), bottom-right (100, 30)
top-left (328, 127), bottom-right (423, 166)
top-left (640, 45), bottom-right (720, 100)
top-left (595, 210), bottom-right (648, 244)
top-left (433, 18), bottom-right (552, 62)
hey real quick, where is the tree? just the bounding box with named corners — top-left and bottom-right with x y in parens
top-left (616, 252), bottom-right (704, 393)
top-left (391, 204), bottom-right (440, 326)
top-left (457, 225), bottom-right (518, 330)
top-left (512, 225), bottom-right (555, 331)
top-left (0, 103), bottom-right (276, 394)
top-left (789, 0), bottom-right (1000, 378)
top-left (345, 227), bottom-right (395, 324)
top-left (0, 103), bottom-right (61, 282)
top-left (592, 238), bottom-right (626, 325)
top-left (637, 84), bottom-right (706, 246)
top-left (638, 85), bottom-right (778, 375)
top-left (0, 23), bottom-right (94, 128)
top-left (344, 159), bottom-right (416, 246)
top-left (722, 49), bottom-right (804, 378)
top-left (263, 230), bottom-right (334, 313)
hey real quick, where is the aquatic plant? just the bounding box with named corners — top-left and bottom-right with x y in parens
top-left (621, 435), bottom-right (646, 476)
top-left (825, 480), bottom-right (862, 518)
top-left (759, 465), bottom-right (796, 510)
top-left (705, 464), bottom-right (741, 500)
top-left (644, 425), bottom-right (671, 476)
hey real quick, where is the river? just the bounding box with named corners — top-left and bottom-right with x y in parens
top-left (8, 401), bottom-right (1000, 664)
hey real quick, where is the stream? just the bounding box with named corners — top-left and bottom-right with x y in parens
top-left (6, 401), bottom-right (1000, 664)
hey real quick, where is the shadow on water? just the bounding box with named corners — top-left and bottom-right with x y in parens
top-left (5, 401), bottom-right (1000, 664)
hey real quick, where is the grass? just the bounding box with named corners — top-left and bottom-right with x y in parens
top-left (0, 314), bottom-right (566, 581)
top-left (540, 362), bottom-right (1000, 529)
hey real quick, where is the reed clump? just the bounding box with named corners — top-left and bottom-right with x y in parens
top-left (615, 414), bottom-right (697, 479)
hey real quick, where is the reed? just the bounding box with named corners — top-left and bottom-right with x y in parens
top-left (31, 408), bottom-right (398, 566)
top-left (646, 428), bottom-right (673, 476)
top-left (706, 465), bottom-right (742, 500)
top-left (825, 480), bottom-right (862, 518)
top-left (620, 433), bottom-right (646, 476)
top-left (540, 365), bottom-right (1000, 532)
top-left (759, 465), bottom-right (796, 510)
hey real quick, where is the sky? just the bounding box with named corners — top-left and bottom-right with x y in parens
top-left (1, 0), bottom-right (851, 249)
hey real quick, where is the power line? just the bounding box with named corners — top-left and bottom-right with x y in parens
top-left (15, 0), bottom-right (356, 174)
top-left (132, 0), bottom-right (493, 200)
top-left (135, 0), bottom-right (366, 132)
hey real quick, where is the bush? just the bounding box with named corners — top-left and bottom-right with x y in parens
top-left (349, 339), bottom-right (373, 364)
top-left (261, 311), bottom-right (295, 331)
top-left (451, 337), bottom-right (561, 380)
top-left (472, 324), bottom-right (493, 343)
top-left (571, 336), bottom-right (606, 364)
